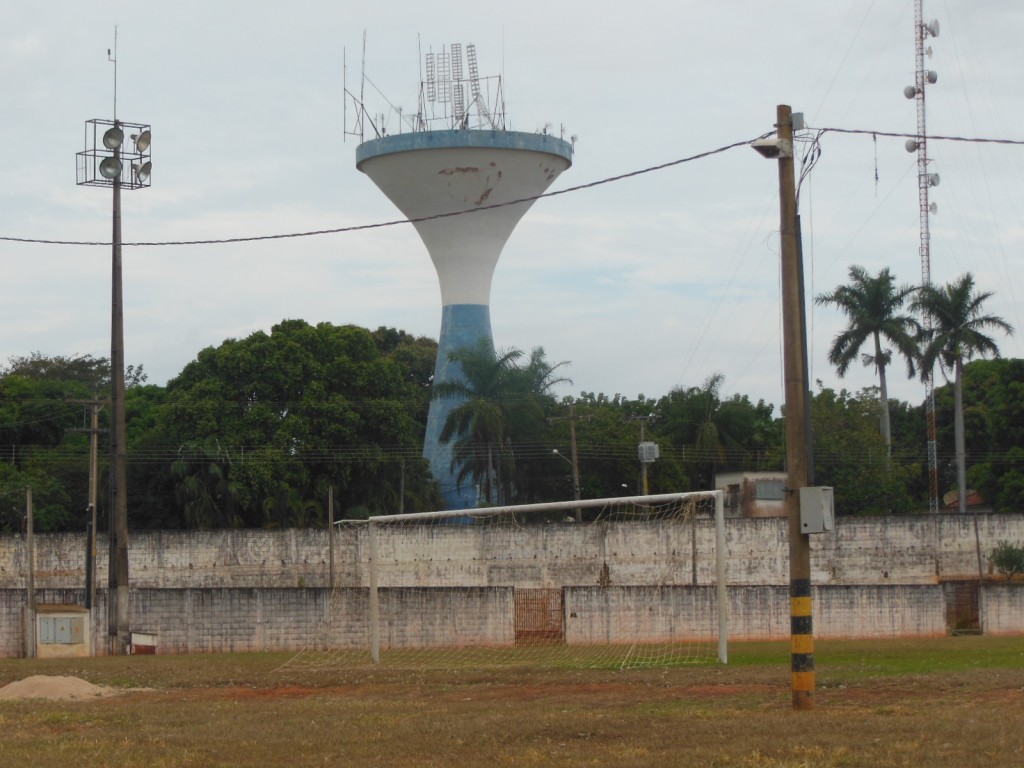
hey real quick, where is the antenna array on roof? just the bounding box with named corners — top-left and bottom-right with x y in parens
top-left (343, 39), bottom-right (507, 142)
top-left (421, 43), bottom-right (504, 132)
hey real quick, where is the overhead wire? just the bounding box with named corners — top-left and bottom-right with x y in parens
top-left (5, 126), bottom-right (1019, 251)
top-left (0, 134), bottom-right (773, 248)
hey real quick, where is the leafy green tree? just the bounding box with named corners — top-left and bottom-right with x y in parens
top-left (0, 462), bottom-right (76, 533)
top-left (935, 358), bottom-right (1024, 513)
top-left (655, 374), bottom-right (782, 490)
top-left (163, 320), bottom-right (442, 526)
top-left (433, 340), bottom-right (568, 506)
top-left (884, 395), bottom-right (930, 508)
top-left (811, 385), bottom-right (914, 515)
top-left (170, 438), bottom-right (241, 529)
top-left (558, 392), bottom-right (689, 500)
top-left (913, 273), bottom-right (1014, 514)
top-left (502, 348), bottom-right (575, 504)
top-left (0, 353), bottom-right (116, 531)
top-left (370, 327), bottom-right (437, 420)
top-left (124, 383), bottom-right (178, 528)
top-left (261, 485), bottom-right (324, 528)
top-left (989, 540), bottom-right (1024, 580)
top-left (555, 393), bottom-right (643, 499)
top-left (3, 352), bottom-right (110, 387)
top-left (815, 266), bottom-right (921, 453)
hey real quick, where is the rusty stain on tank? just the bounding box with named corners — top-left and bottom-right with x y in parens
top-left (438, 166), bottom-right (480, 175)
top-left (475, 185), bottom-right (494, 205)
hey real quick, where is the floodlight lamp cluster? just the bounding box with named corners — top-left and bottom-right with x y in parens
top-left (76, 118), bottom-right (152, 189)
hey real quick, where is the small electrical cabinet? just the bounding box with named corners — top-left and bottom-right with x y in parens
top-left (799, 486), bottom-right (835, 534)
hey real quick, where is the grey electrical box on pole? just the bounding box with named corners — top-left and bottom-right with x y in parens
top-left (638, 442), bottom-right (660, 464)
top-left (799, 486), bottom-right (835, 534)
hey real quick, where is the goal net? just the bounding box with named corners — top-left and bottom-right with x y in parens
top-left (291, 491), bottom-right (726, 670)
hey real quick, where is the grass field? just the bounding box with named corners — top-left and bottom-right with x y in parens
top-left (1, 636), bottom-right (1023, 767)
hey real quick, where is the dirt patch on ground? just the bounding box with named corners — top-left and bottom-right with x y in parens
top-left (0, 675), bottom-right (123, 701)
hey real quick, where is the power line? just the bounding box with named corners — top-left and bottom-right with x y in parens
top-left (2, 126), bottom-right (1020, 250)
top-left (0, 133), bottom-right (771, 248)
top-left (815, 126), bottom-right (1024, 146)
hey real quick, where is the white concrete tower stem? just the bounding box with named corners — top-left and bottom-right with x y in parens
top-left (358, 131), bottom-right (572, 508)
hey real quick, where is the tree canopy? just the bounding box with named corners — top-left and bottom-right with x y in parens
top-left (160, 320), bottom-right (443, 526)
top-left (3, 314), bottom-right (1024, 532)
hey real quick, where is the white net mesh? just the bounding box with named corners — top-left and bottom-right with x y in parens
top-left (286, 492), bottom-right (726, 671)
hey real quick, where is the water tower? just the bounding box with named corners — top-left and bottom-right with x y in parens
top-left (355, 44), bottom-right (573, 508)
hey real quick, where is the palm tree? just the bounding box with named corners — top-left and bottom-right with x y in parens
top-left (658, 373), bottom-right (730, 490)
top-left (170, 438), bottom-right (241, 529)
top-left (815, 265), bottom-right (921, 453)
top-left (912, 273), bottom-right (1014, 515)
top-left (433, 339), bottom-right (568, 506)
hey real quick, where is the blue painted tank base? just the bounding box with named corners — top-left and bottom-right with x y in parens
top-left (425, 303), bottom-right (495, 510)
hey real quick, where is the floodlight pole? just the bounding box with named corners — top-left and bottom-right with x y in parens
top-left (77, 35), bottom-right (151, 655)
top-left (108, 137), bottom-right (131, 656)
top-left (77, 116), bottom-right (150, 655)
top-left (774, 104), bottom-right (815, 710)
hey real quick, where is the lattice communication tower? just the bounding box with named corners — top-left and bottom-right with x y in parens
top-left (904, 1), bottom-right (942, 514)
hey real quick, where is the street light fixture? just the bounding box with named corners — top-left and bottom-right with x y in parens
top-left (76, 116), bottom-right (152, 656)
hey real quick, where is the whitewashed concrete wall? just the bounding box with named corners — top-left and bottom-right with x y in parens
top-left (2, 581), bottom-right (979, 658)
top-left (4, 514), bottom-right (1024, 592)
top-left (2, 515), bottom-right (1022, 657)
top-left (980, 584), bottom-right (1024, 636)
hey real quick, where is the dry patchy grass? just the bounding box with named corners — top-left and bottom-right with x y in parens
top-left (1, 637), bottom-right (1022, 767)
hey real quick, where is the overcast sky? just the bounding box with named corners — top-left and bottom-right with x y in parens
top-left (3, 1), bottom-right (1022, 412)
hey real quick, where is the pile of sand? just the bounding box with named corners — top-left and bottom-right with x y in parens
top-left (0, 675), bottom-right (120, 701)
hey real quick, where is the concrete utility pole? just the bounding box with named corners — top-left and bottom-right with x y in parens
top-left (76, 35), bottom-right (152, 651)
top-left (108, 145), bottom-right (131, 655)
top-left (25, 487), bottom-right (36, 658)
top-left (628, 414), bottom-right (657, 496)
top-left (754, 104), bottom-right (815, 710)
top-left (639, 418), bottom-right (649, 496)
top-left (776, 105), bottom-right (815, 711)
top-left (328, 486), bottom-right (335, 590)
top-left (550, 404), bottom-right (586, 522)
top-left (67, 398), bottom-right (106, 614)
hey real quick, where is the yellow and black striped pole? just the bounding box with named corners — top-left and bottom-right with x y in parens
top-left (774, 104), bottom-right (815, 710)
top-left (790, 577), bottom-right (814, 708)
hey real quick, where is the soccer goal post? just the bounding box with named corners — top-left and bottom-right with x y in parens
top-left (360, 491), bottom-right (727, 667)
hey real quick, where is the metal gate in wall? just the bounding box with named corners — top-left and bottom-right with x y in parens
top-left (514, 588), bottom-right (564, 645)
top-left (943, 580), bottom-right (980, 634)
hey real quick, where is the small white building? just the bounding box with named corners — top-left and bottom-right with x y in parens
top-left (715, 471), bottom-right (788, 519)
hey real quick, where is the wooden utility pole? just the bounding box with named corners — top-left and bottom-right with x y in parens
top-left (328, 486), bottom-right (335, 590)
top-left (68, 398), bottom-right (106, 614)
top-left (775, 104), bottom-right (815, 710)
top-left (639, 417), bottom-right (649, 495)
top-left (25, 487), bottom-right (35, 609)
top-left (25, 487), bottom-right (36, 658)
top-left (549, 403), bottom-right (585, 521)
